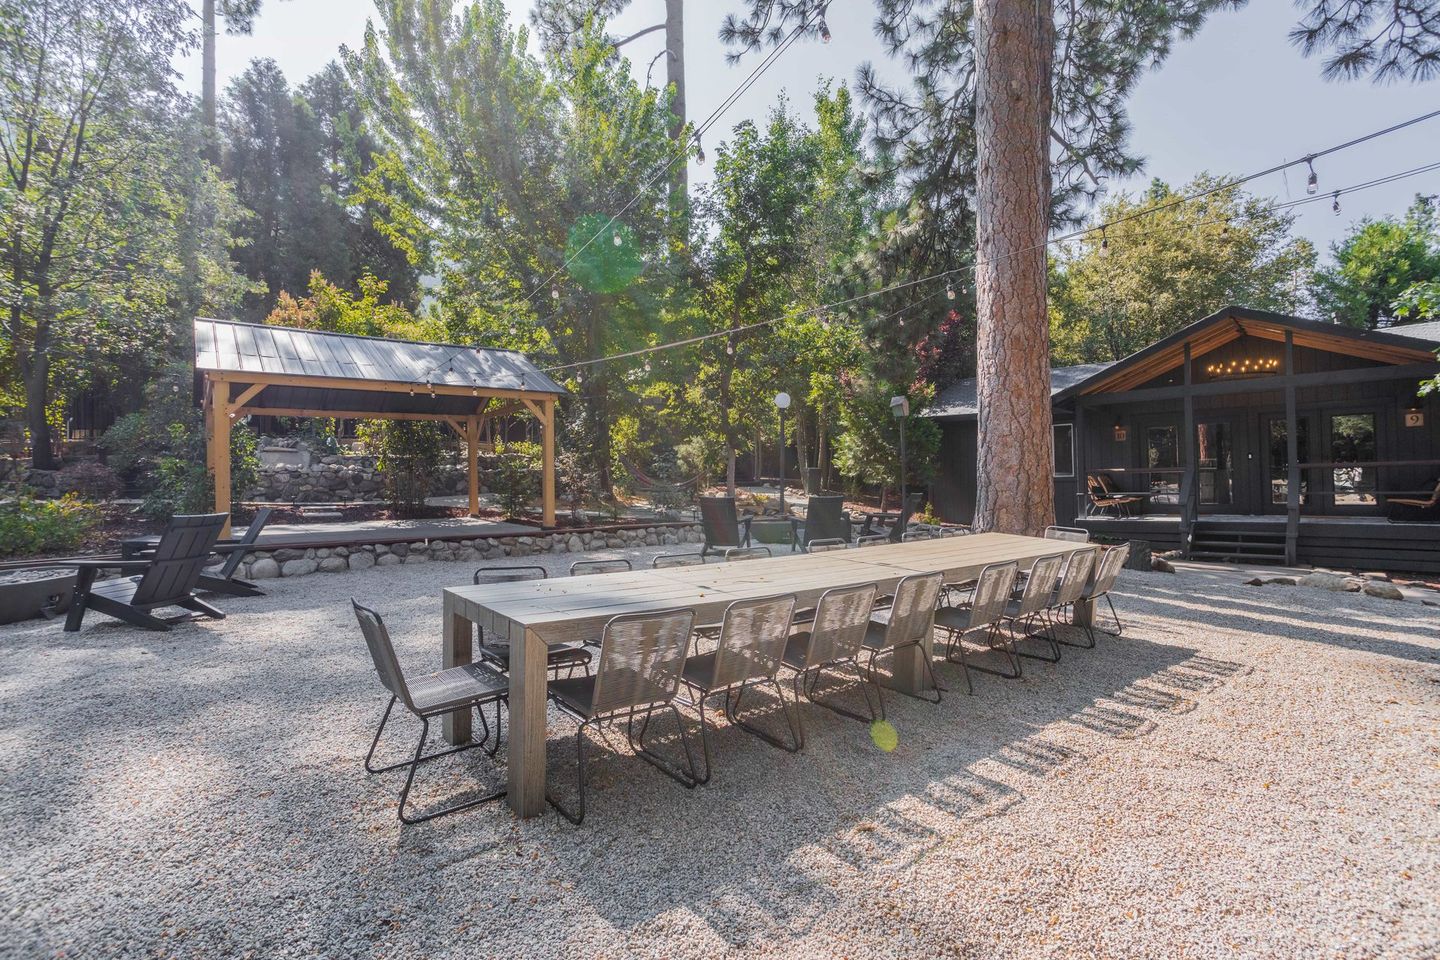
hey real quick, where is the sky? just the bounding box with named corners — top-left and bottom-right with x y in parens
top-left (177, 1), bottom-right (1440, 258)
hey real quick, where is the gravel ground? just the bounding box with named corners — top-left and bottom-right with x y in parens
top-left (1, 548), bottom-right (1438, 959)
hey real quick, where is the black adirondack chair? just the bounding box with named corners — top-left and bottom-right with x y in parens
top-left (123, 507), bottom-right (272, 597)
top-left (796, 496), bottom-right (858, 551)
top-left (62, 514), bottom-right (229, 632)
top-left (884, 492), bottom-right (926, 543)
top-left (699, 496), bottom-right (753, 559)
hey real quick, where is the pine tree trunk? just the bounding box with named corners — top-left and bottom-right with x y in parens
top-left (665, 0), bottom-right (686, 206)
top-left (972, 0), bottom-right (1056, 536)
top-left (202, 0), bottom-right (218, 162)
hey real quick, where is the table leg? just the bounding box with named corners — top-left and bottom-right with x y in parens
top-left (891, 626), bottom-right (934, 695)
top-left (507, 626), bottom-right (548, 817)
top-left (1073, 597), bottom-right (1096, 630)
top-left (442, 595), bottom-right (472, 745)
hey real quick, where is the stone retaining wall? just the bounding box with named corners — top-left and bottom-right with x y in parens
top-left (237, 524), bottom-right (705, 580)
top-left (243, 454), bottom-right (538, 503)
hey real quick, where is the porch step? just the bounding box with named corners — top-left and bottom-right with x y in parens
top-left (1188, 522), bottom-right (1287, 564)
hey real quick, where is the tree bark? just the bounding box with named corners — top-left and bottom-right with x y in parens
top-left (972, 0), bottom-right (1056, 536)
top-left (665, 0), bottom-right (686, 208)
top-left (20, 321), bottom-right (55, 470)
top-left (202, 0), bottom-right (218, 162)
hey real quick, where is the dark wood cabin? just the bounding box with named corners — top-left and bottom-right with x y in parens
top-left (923, 306), bottom-right (1440, 572)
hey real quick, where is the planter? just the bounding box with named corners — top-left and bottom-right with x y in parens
top-left (750, 519), bottom-right (795, 548)
top-left (0, 569), bottom-right (77, 624)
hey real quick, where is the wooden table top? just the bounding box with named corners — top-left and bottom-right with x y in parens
top-left (444, 533), bottom-right (1093, 646)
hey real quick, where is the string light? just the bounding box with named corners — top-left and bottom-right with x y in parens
top-left (408, 386), bottom-right (414, 397)
top-left (696, 139), bottom-right (706, 165)
top-left (1306, 158), bottom-right (1318, 195)
top-left (427, 380), bottom-right (435, 398)
top-left (612, 231), bottom-right (623, 247)
top-left (1332, 190), bottom-right (1342, 214)
top-left (945, 282), bottom-right (956, 300)
top-left (550, 287), bottom-right (560, 300)
top-left (819, 17), bottom-right (831, 43)
top-left (725, 341), bottom-right (734, 355)
top-left (1099, 228), bottom-right (1110, 257)
top-left (1221, 218), bottom-right (1230, 238)
top-left (643, 359), bottom-right (651, 373)
top-left (509, 323), bottom-right (517, 336)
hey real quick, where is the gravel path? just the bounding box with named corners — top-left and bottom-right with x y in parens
top-left (1, 549), bottom-right (1437, 959)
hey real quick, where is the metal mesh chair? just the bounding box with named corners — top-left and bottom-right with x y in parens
top-left (1044, 525), bottom-right (1091, 542)
top-left (860, 572), bottom-right (945, 713)
top-left (806, 538), bottom-right (848, 552)
top-left (933, 561), bottom-right (1019, 693)
top-left (570, 558), bottom-right (633, 576)
top-left (780, 583), bottom-right (879, 741)
top-left (471, 567), bottom-right (591, 675)
top-left (1048, 547), bottom-right (1101, 648)
top-left (353, 600), bottom-right (506, 824)
top-left (681, 594), bottom-right (800, 784)
top-left (855, 533), bottom-right (890, 547)
top-left (1079, 543), bottom-right (1130, 638)
top-left (652, 552), bottom-right (705, 568)
top-left (545, 608), bottom-right (698, 825)
top-left (723, 546), bottom-right (771, 561)
top-left (1005, 553), bottom-right (1068, 665)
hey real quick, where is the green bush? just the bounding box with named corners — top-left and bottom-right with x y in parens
top-left (0, 495), bottom-right (98, 557)
top-left (493, 442), bottom-right (538, 518)
top-left (357, 420), bottom-right (450, 516)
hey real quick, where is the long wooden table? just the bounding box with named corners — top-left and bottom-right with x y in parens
top-left (441, 533), bottom-right (1095, 817)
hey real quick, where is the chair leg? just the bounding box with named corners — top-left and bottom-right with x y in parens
top-left (725, 679), bottom-right (802, 754)
top-left (965, 620), bottom-right (1023, 679)
top-left (366, 698), bottom-right (504, 775)
top-left (1013, 611), bottom-right (1061, 664)
top-left (1055, 602), bottom-right (1097, 649)
top-left (175, 596), bottom-right (226, 621)
top-left (863, 643), bottom-right (943, 704)
top-left (1103, 593), bottom-right (1123, 636)
top-left (63, 569), bottom-right (95, 632)
top-left (395, 714), bottom-right (507, 825)
top-left (631, 703), bottom-right (700, 789)
top-left (546, 719), bottom-right (590, 826)
top-left (939, 626), bottom-right (975, 696)
top-left (795, 661), bottom-right (880, 725)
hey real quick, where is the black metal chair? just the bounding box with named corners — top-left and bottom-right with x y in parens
top-left (61, 514), bottom-right (228, 632)
top-left (472, 567), bottom-right (592, 676)
top-left (353, 600), bottom-right (507, 824)
top-left (570, 558), bottom-right (633, 576)
top-left (699, 496), bottom-right (753, 559)
top-left (546, 608), bottom-right (699, 825)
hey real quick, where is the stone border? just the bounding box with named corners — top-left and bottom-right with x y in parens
top-left (240, 524), bottom-right (706, 579)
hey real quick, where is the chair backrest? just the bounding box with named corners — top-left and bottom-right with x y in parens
top-left (855, 533), bottom-right (889, 547)
top-left (652, 552), bottom-right (704, 568)
top-left (589, 608), bottom-right (696, 718)
top-left (806, 538), bottom-right (848, 553)
top-left (706, 594), bottom-right (797, 688)
top-left (1014, 553), bottom-right (1066, 618)
top-left (724, 546), bottom-right (771, 561)
top-left (699, 496), bottom-right (745, 548)
top-left (1086, 475), bottom-right (1110, 500)
top-left (474, 565), bottom-right (548, 585)
top-left (219, 507), bottom-right (273, 578)
top-left (1052, 548), bottom-right (1099, 608)
top-left (966, 562), bottom-right (1019, 630)
top-left (802, 496), bottom-right (850, 545)
top-left (570, 558), bottom-right (633, 576)
top-left (131, 514), bottom-right (228, 607)
top-left (802, 583), bottom-right (877, 667)
top-left (1087, 543), bottom-right (1131, 598)
top-left (1044, 525), bottom-right (1090, 543)
top-left (875, 572), bottom-right (944, 649)
top-left (888, 492), bottom-right (926, 542)
top-left (352, 600), bottom-right (413, 711)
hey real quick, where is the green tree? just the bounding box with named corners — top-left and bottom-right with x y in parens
top-left (1051, 176), bottom-right (1317, 362)
top-left (1312, 196), bottom-right (1440, 329)
top-left (1290, 1), bottom-right (1440, 82)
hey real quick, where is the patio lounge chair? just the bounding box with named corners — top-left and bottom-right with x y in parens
top-left (353, 600), bottom-right (507, 824)
top-left (933, 561), bottom-right (1019, 694)
top-left (781, 583), bottom-right (880, 739)
top-left (61, 513), bottom-right (228, 632)
top-left (795, 496), bottom-right (859, 551)
top-left (546, 608), bottom-right (699, 825)
top-left (682, 594), bottom-right (800, 784)
top-left (860, 572), bottom-right (945, 710)
top-left (699, 496), bottom-right (753, 558)
top-left (1387, 478), bottom-right (1440, 522)
top-left (472, 567), bottom-right (592, 676)
top-left (1086, 475), bottom-right (1142, 517)
top-left (121, 507), bottom-right (274, 598)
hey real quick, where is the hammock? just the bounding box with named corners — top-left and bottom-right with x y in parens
top-left (618, 454), bottom-right (702, 493)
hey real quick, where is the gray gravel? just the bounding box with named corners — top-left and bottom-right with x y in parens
top-left (1, 551), bottom-right (1438, 959)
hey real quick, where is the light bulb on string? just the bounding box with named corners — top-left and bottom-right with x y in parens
top-left (725, 341), bottom-right (734, 355)
top-left (1332, 191), bottom-right (1341, 215)
top-left (696, 139), bottom-right (706, 165)
top-left (612, 231), bottom-right (623, 247)
top-left (509, 323), bottom-right (517, 336)
top-left (1099, 228), bottom-right (1110, 257)
top-left (550, 287), bottom-right (560, 300)
top-left (946, 282), bottom-right (956, 301)
top-left (643, 359), bottom-right (651, 373)
top-left (1306, 159), bottom-right (1318, 195)
top-left (819, 18), bottom-right (831, 43)
top-left (427, 380), bottom-right (435, 399)
top-left (408, 386), bottom-right (415, 397)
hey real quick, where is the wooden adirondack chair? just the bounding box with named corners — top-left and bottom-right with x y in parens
top-left (62, 514), bottom-right (229, 632)
top-left (123, 507), bottom-right (273, 597)
top-left (699, 497), bottom-right (754, 559)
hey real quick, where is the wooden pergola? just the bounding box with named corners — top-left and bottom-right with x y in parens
top-left (194, 318), bottom-right (567, 534)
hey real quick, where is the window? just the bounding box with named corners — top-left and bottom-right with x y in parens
top-left (1330, 413), bottom-right (1377, 505)
top-left (1147, 425), bottom-right (1179, 504)
top-left (1052, 423), bottom-right (1074, 477)
top-left (1196, 421), bottom-right (1233, 505)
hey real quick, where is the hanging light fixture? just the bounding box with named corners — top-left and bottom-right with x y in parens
top-left (725, 340), bottom-right (734, 355)
top-left (946, 281), bottom-right (956, 301)
top-left (1221, 218), bottom-right (1230, 238)
top-left (550, 287), bottom-right (560, 300)
top-left (612, 230), bottom-right (623, 247)
top-left (408, 386), bottom-right (415, 397)
top-left (509, 323), bottom-right (517, 336)
top-left (643, 359), bottom-right (651, 373)
top-left (1099, 228), bottom-right (1110, 257)
top-left (1306, 158), bottom-right (1318, 195)
top-left (696, 139), bottom-right (706, 165)
top-left (427, 380), bottom-right (435, 398)
top-left (819, 17), bottom-right (831, 43)
top-left (1332, 190), bottom-right (1341, 214)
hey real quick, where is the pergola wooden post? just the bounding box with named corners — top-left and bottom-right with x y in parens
top-left (196, 319), bottom-right (566, 532)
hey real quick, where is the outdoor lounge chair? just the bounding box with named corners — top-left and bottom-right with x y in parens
top-left (472, 567), bottom-right (592, 675)
top-left (1086, 475), bottom-right (1142, 517)
top-left (681, 594), bottom-right (800, 784)
top-left (699, 496), bottom-right (753, 558)
top-left (933, 561), bottom-right (1019, 694)
top-left (353, 600), bottom-right (507, 824)
top-left (860, 571), bottom-right (945, 710)
top-left (546, 608), bottom-right (699, 825)
top-left (1078, 543), bottom-right (1131, 638)
top-left (780, 583), bottom-right (880, 739)
top-left (795, 496), bottom-right (859, 551)
top-left (61, 513), bottom-right (229, 632)
top-left (1387, 478), bottom-right (1440, 522)
top-left (121, 507), bottom-right (273, 597)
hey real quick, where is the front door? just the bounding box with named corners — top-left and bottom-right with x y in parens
top-left (1262, 414), bottom-right (1312, 515)
top-left (1195, 419), bottom-right (1240, 514)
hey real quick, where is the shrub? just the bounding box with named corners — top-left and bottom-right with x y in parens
top-left (0, 495), bottom-right (98, 557)
top-left (357, 420), bottom-right (450, 516)
top-left (56, 460), bottom-right (123, 500)
top-left (493, 442), bottom-right (538, 518)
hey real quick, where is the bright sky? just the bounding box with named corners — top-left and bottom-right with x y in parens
top-left (177, 1), bottom-right (1440, 258)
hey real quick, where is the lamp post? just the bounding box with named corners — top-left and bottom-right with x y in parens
top-left (890, 395), bottom-right (909, 517)
top-left (775, 392), bottom-right (791, 516)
